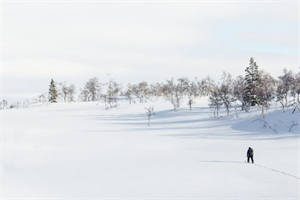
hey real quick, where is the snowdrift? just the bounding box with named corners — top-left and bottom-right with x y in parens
top-left (232, 108), bottom-right (300, 134)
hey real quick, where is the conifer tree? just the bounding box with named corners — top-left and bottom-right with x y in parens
top-left (243, 57), bottom-right (260, 108)
top-left (48, 79), bottom-right (58, 103)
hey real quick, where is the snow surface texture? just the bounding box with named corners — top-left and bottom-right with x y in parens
top-left (0, 99), bottom-right (299, 200)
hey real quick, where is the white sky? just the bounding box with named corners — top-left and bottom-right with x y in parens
top-left (0, 0), bottom-right (299, 101)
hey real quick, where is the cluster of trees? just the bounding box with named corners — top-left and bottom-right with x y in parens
top-left (123, 78), bottom-right (213, 111)
top-left (48, 76), bottom-right (213, 110)
top-left (209, 58), bottom-right (300, 117)
top-left (46, 57), bottom-right (300, 117)
top-left (0, 99), bottom-right (30, 110)
top-left (79, 79), bottom-right (121, 109)
top-left (48, 79), bottom-right (75, 103)
top-left (49, 78), bottom-right (121, 109)
top-left (2, 57), bottom-right (299, 117)
top-left (0, 99), bottom-right (8, 109)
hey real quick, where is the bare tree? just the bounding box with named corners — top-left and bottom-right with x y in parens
top-left (186, 80), bottom-right (199, 110)
top-left (162, 79), bottom-right (181, 111)
top-left (219, 72), bottom-right (236, 116)
top-left (277, 69), bottom-right (294, 107)
top-left (177, 77), bottom-right (199, 110)
top-left (57, 82), bottom-right (76, 102)
top-left (276, 81), bottom-right (287, 111)
top-left (38, 94), bottom-right (47, 103)
top-left (59, 82), bottom-right (69, 102)
top-left (124, 84), bottom-right (133, 104)
top-left (145, 106), bottom-right (154, 126)
top-left (256, 71), bottom-right (276, 116)
top-left (151, 82), bottom-right (165, 97)
top-left (130, 82), bottom-right (149, 103)
top-left (136, 81), bottom-right (149, 103)
top-left (0, 99), bottom-right (8, 110)
top-left (80, 88), bottom-right (89, 102)
top-left (209, 85), bottom-right (223, 118)
top-left (291, 71), bottom-right (300, 103)
top-left (81, 77), bottom-right (101, 101)
top-left (233, 75), bottom-right (246, 111)
top-left (197, 76), bottom-right (215, 96)
top-left (106, 80), bottom-right (121, 108)
top-left (177, 78), bottom-right (189, 99)
top-left (149, 82), bottom-right (162, 97)
top-left (67, 84), bottom-right (76, 102)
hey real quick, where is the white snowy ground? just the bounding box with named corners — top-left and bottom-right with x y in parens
top-left (0, 98), bottom-right (299, 200)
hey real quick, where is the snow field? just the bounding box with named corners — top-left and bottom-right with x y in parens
top-left (0, 100), bottom-right (299, 200)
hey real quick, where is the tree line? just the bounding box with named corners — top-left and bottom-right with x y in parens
top-left (3, 58), bottom-right (299, 116)
top-left (46, 58), bottom-right (300, 116)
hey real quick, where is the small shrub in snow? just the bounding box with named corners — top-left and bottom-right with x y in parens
top-left (145, 106), bottom-right (154, 127)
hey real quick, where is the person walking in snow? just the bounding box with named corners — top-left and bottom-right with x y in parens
top-left (247, 147), bottom-right (254, 163)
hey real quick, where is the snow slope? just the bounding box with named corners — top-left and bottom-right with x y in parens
top-left (0, 99), bottom-right (299, 200)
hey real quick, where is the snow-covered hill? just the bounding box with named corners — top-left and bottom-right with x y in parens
top-left (0, 99), bottom-right (299, 200)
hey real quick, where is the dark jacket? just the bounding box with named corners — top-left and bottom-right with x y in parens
top-left (247, 148), bottom-right (254, 157)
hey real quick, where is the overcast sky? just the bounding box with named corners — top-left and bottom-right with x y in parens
top-left (0, 0), bottom-right (299, 101)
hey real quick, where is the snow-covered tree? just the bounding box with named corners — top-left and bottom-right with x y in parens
top-left (67, 84), bottom-right (76, 102)
top-left (0, 99), bottom-right (8, 109)
top-left (80, 88), bottom-right (89, 102)
top-left (243, 57), bottom-right (260, 109)
top-left (129, 82), bottom-right (149, 103)
top-left (292, 71), bottom-right (300, 103)
top-left (256, 71), bottom-right (276, 116)
top-left (233, 75), bottom-right (246, 111)
top-left (162, 79), bottom-right (181, 111)
top-left (176, 78), bottom-right (198, 110)
top-left (155, 82), bottom-right (166, 97)
top-left (219, 72), bottom-right (236, 116)
top-left (209, 85), bottom-right (223, 118)
top-left (38, 94), bottom-right (47, 103)
top-left (277, 69), bottom-right (294, 107)
top-left (197, 76), bottom-right (214, 96)
top-left (137, 81), bottom-right (149, 103)
top-left (106, 80), bottom-right (121, 108)
top-left (276, 81), bottom-right (287, 111)
top-left (177, 78), bottom-right (190, 98)
top-left (48, 79), bottom-right (58, 103)
top-left (187, 80), bottom-right (199, 110)
top-left (124, 84), bottom-right (133, 104)
top-left (145, 106), bottom-right (154, 126)
top-left (81, 77), bottom-right (101, 101)
top-left (60, 82), bottom-right (69, 102)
